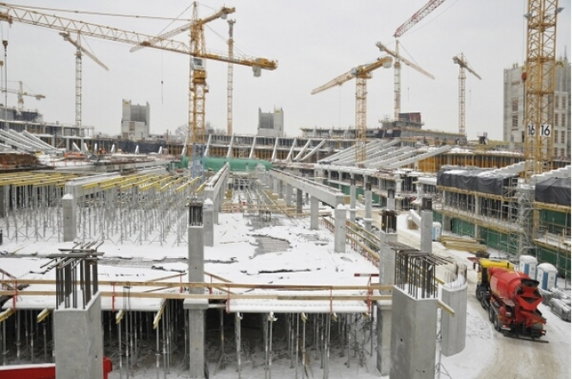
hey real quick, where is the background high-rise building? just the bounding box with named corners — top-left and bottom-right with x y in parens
top-left (503, 59), bottom-right (571, 158)
top-left (121, 99), bottom-right (150, 141)
top-left (257, 107), bottom-right (284, 137)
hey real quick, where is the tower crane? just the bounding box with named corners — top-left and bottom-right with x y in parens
top-left (227, 19), bottom-right (235, 136)
top-left (452, 53), bottom-right (481, 136)
top-left (60, 31), bottom-right (109, 134)
top-left (311, 56), bottom-right (393, 164)
top-left (391, 0), bottom-right (446, 121)
top-left (130, 3), bottom-right (277, 156)
top-left (0, 80), bottom-right (45, 111)
top-left (523, 0), bottom-right (561, 176)
top-left (376, 41), bottom-right (434, 121)
top-left (0, 3), bottom-right (277, 157)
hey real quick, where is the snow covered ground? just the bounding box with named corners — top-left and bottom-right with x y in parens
top-left (1, 210), bottom-right (570, 378)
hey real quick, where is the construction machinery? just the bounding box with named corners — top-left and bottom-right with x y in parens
top-left (393, 0), bottom-right (447, 39)
top-left (376, 41), bottom-right (434, 121)
top-left (227, 19), bottom-right (236, 136)
top-left (60, 31), bottom-right (109, 140)
top-left (476, 259), bottom-right (547, 340)
top-left (130, 3), bottom-right (277, 159)
top-left (523, 0), bottom-right (562, 176)
top-left (311, 56), bottom-right (393, 164)
top-left (0, 3), bottom-right (277, 160)
top-left (0, 80), bottom-right (45, 111)
top-left (452, 53), bottom-right (481, 136)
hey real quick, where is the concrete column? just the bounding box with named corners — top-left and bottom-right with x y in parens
top-left (364, 182), bottom-right (372, 231)
top-left (334, 204), bottom-right (346, 253)
top-left (296, 189), bottom-right (303, 215)
top-left (387, 189), bottom-right (396, 211)
top-left (285, 184), bottom-right (293, 207)
top-left (377, 229), bottom-right (398, 376)
top-left (474, 195), bottom-right (480, 237)
top-left (54, 294), bottom-right (103, 379)
top-left (349, 177), bottom-right (357, 222)
top-left (0, 185), bottom-right (6, 217)
top-left (420, 209), bottom-right (433, 254)
top-left (390, 288), bottom-right (438, 379)
top-left (310, 196), bottom-right (319, 230)
top-left (186, 223), bottom-right (207, 379)
top-left (441, 282), bottom-right (467, 356)
top-left (203, 200), bottom-right (214, 247)
top-left (62, 194), bottom-right (76, 242)
top-left (442, 214), bottom-right (451, 232)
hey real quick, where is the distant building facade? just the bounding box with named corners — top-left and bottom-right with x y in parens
top-left (257, 107), bottom-right (284, 137)
top-left (503, 59), bottom-right (571, 158)
top-left (121, 99), bottom-right (150, 141)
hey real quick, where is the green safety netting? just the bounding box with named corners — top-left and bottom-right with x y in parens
top-left (202, 156), bottom-right (272, 172)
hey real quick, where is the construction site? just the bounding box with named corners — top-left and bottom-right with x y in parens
top-left (0, 1), bottom-right (570, 379)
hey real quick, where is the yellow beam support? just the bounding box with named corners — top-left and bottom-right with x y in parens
top-left (0, 308), bottom-right (15, 323)
top-left (115, 309), bottom-right (125, 324)
top-left (36, 308), bottom-right (51, 323)
top-left (152, 299), bottom-right (166, 329)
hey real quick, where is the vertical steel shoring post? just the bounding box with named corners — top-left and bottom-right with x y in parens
top-left (295, 314), bottom-right (300, 379)
top-left (118, 316), bottom-right (123, 379)
top-left (301, 314), bottom-right (307, 378)
top-left (288, 314), bottom-right (294, 369)
top-left (125, 310), bottom-right (130, 379)
top-left (323, 314), bottom-right (331, 379)
top-left (16, 310), bottom-right (20, 359)
top-left (162, 311), bottom-right (167, 379)
top-left (183, 309), bottom-right (188, 369)
top-left (268, 313), bottom-right (275, 379)
top-left (43, 320), bottom-right (47, 362)
top-left (370, 306), bottom-right (374, 357)
top-left (263, 314), bottom-right (269, 379)
top-left (235, 313), bottom-right (242, 379)
top-left (29, 311), bottom-right (34, 362)
top-left (155, 318), bottom-right (160, 379)
top-left (220, 308), bottom-right (225, 366)
top-left (1, 320), bottom-right (5, 365)
top-left (346, 315), bottom-right (351, 368)
top-left (319, 314), bottom-right (324, 369)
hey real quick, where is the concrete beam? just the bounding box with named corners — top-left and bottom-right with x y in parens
top-left (269, 169), bottom-right (346, 208)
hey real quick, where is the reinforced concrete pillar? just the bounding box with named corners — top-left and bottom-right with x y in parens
top-left (390, 288), bottom-right (438, 379)
top-left (441, 282), bottom-right (467, 356)
top-left (420, 198), bottom-right (433, 254)
top-left (296, 189), bottom-right (303, 215)
top-left (349, 177), bottom-right (356, 222)
top-left (387, 189), bottom-right (396, 211)
top-left (334, 204), bottom-right (347, 253)
top-left (474, 195), bottom-right (480, 237)
top-left (0, 185), bottom-right (6, 217)
top-left (310, 196), bottom-right (319, 230)
top-left (62, 194), bottom-right (76, 242)
top-left (54, 294), bottom-right (103, 379)
top-left (186, 203), bottom-right (207, 379)
top-left (203, 200), bottom-right (214, 247)
top-left (285, 184), bottom-right (293, 207)
top-left (364, 182), bottom-right (372, 231)
top-left (377, 231), bottom-right (397, 375)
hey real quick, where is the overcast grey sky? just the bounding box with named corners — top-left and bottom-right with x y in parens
top-left (1, 0), bottom-right (570, 140)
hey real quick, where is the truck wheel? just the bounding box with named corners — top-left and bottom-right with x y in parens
top-left (481, 296), bottom-right (488, 309)
top-left (489, 307), bottom-right (494, 322)
top-left (493, 316), bottom-right (500, 331)
top-left (476, 289), bottom-right (482, 301)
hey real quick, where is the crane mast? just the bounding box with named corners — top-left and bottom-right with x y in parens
top-left (523, 0), bottom-right (560, 176)
top-left (311, 56), bottom-right (392, 164)
top-left (376, 41), bottom-right (435, 121)
top-left (452, 53), bottom-right (481, 136)
top-left (0, 2), bottom-right (277, 157)
top-left (391, 0), bottom-right (444, 121)
top-left (227, 19), bottom-right (235, 136)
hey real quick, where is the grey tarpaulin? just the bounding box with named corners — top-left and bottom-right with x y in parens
top-left (535, 177), bottom-right (571, 206)
top-left (437, 168), bottom-right (517, 196)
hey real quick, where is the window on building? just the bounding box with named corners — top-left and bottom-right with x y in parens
top-left (563, 113), bottom-right (567, 128)
top-left (555, 95), bottom-right (559, 109)
top-left (562, 130), bottom-right (566, 145)
top-left (555, 148), bottom-right (558, 156)
top-left (555, 113), bottom-right (560, 127)
top-left (512, 115), bottom-right (518, 130)
top-left (562, 95), bottom-right (566, 110)
top-left (512, 99), bottom-right (518, 112)
top-left (562, 148), bottom-right (566, 157)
